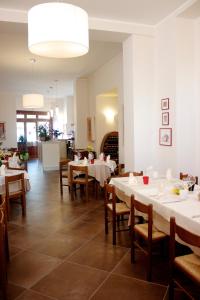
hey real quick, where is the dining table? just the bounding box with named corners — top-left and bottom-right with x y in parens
top-left (110, 176), bottom-right (200, 255)
top-left (0, 169), bottom-right (30, 195)
top-left (69, 159), bottom-right (117, 187)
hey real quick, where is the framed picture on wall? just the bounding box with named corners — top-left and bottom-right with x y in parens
top-left (0, 122), bottom-right (6, 140)
top-left (161, 98), bottom-right (169, 110)
top-left (162, 112), bottom-right (169, 125)
top-left (159, 128), bottom-right (172, 146)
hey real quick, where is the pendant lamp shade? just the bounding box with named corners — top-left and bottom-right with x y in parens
top-left (28, 2), bottom-right (89, 58)
top-left (23, 94), bottom-right (44, 108)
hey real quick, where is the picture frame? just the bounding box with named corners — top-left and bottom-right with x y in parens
top-left (159, 128), bottom-right (172, 146)
top-left (161, 98), bottom-right (169, 110)
top-left (162, 112), bottom-right (169, 125)
top-left (0, 122), bottom-right (6, 140)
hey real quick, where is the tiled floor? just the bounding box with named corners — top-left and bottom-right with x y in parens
top-left (5, 160), bottom-right (184, 300)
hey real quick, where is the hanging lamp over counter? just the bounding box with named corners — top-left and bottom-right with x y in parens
top-left (28, 2), bottom-right (89, 58)
top-left (23, 94), bottom-right (44, 108)
top-left (22, 58), bottom-right (44, 108)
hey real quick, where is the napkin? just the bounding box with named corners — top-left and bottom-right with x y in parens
top-left (0, 165), bottom-right (5, 176)
top-left (8, 156), bottom-right (19, 168)
top-left (166, 168), bottom-right (172, 180)
top-left (106, 155), bottom-right (110, 163)
top-left (99, 153), bottom-right (104, 161)
top-left (88, 152), bottom-right (93, 160)
top-left (83, 157), bottom-right (88, 165)
top-left (128, 173), bottom-right (138, 185)
top-left (74, 155), bottom-right (79, 162)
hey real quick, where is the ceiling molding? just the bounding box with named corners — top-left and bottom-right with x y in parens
top-left (0, 7), bottom-right (155, 36)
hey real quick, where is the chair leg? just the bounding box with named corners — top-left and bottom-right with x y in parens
top-left (21, 195), bottom-right (26, 217)
top-left (86, 184), bottom-right (89, 201)
top-left (105, 206), bottom-right (108, 235)
top-left (147, 243), bottom-right (152, 281)
top-left (169, 279), bottom-right (174, 300)
top-left (60, 178), bottom-right (63, 196)
top-left (112, 211), bottom-right (116, 245)
top-left (131, 232), bottom-right (135, 263)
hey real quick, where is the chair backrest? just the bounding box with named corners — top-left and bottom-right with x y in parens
top-left (131, 195), bottom-right (153, 238)
top-left (70, 165), bottom-right (89, 183)
top-left (170, 217), bottom-right (200, 255)
top-left (60, 159), bottom-right (70, 171)
top-left (104, 184), bottom-right (116, 207)
top-left (5, 173), bottom-right (25, 196)
top-left (119, 171), bottom-right (143, 177)
top-left (180, 172), bottom-right (198, 185)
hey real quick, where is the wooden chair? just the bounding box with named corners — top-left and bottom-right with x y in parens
top-left (59, 159), bottom-right (71, 196)
top-left (0, 195), bottom-right (9, 262)
top-left (118, 163), bottom-right (125, 175)
top-left (130, 195), bottom-right (167, 281)
top-left (0, 210), bottom-right (7, 300)
top-left (180, 172), bottom-right (198, 191)
top-left (120, 171), bottom-right (143, 177)
top-left (5, 173), bottom-right (26, 218)
top-left (70, 165), bottom-right (95, 201)
top-left (169, 217), bottom-right (200, 299)
top-left (104, 184), bottom-right (130, 245)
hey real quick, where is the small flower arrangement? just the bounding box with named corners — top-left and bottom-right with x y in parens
top-left (87, 144), bottom-right (94, 151)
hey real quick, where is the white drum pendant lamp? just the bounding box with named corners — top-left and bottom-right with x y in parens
top-left (28, 2), bottom-right (89, 58)
top-left (23, 94), bottom-right (44, 108)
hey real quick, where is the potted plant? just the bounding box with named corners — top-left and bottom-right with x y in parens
top-left (38, 125), bottom-right (51, 141)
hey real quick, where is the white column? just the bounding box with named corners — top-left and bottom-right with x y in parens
top-left (74, 78), bottom-right (89, 148)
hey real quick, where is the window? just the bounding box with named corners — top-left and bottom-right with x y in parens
top-left (16, 110), bottom-right (52, 142)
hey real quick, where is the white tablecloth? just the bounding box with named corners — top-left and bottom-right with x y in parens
top-left (0, 169), bottom-right (30, 194)
top-left (110, 177), bottom-right (200, 255)
top-left (69, 159), bottom-right (116, 187)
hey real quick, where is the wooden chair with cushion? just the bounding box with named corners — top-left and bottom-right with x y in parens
top-left (0, 210), bottom-right (7, 300)
top-left (5, 173), bottom-right (26, 218)
top-left (130, 195), bottom-right (167, 281)
top-left (70, 165), bottom-right (95, 201)
top-left (7, 162), bottom-right (27, 171)
top-left (169, 217), bottom-right (200, 299)
top-left (104, 184), bottom-right (130, 245)
top-left (180, 172), bottom-right (198, 191)
top-left (59, 159), bottom-right (71, 196)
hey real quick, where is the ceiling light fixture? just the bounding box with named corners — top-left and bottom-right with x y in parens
top-left (28, 2), bottom-right (89, 58)
top-left (23, 58), bottom-right (44, 108)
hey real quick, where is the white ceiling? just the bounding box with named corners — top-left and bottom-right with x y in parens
top-left (179, 0), bottom-right (200, 18)
top-left (0, 0), bottom-right (190, 25)
top-left (0, 0), bottom-right (195, 98)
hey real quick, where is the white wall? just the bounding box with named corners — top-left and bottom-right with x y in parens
top-left (0, 92), bottom-right (17, 147)
top-left (96, 95), bottom-right (118, 155)
top-left (88, 54), bottom-right (124, 161)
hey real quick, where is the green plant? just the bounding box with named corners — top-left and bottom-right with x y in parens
top-left (38, 125), bottom-right (51, 141)
top-left (50, 129), bottom-right (63, 139)
top-left (18, 135), bottom-right (26, 143)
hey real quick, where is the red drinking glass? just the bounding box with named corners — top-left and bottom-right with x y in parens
top-left (143, 176), bottom-right (149, 185)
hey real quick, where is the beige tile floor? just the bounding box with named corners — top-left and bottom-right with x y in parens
top-left (5, 160), bottom-right (188, 300)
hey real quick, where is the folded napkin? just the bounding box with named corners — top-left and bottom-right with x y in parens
top-left (8, 156), bottom-right (19, 168)
top-left (128, 173), bottom-right (138, 185)
top-left (166, 168), bottom-right (172, 180)
top-left (106, 155), bottom-right (110, 163)
top-left (88, 152), bottom-right (94, 160)
top-left (0, 165), bottom-right (5, 176)
top-left (74, 155), bottom-right (79, 162)
top-left (99, 153), bottom-right (104, 161)
top-left (83, 157), bottom-right (88, 165)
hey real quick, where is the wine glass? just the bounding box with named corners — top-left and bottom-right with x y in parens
top-left (182, 175), bottom-right (196, 191)
top-left (77, 152), bottom-right (82, 160)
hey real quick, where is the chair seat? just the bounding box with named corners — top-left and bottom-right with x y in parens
top-left (175, 253), bottom-right (200, 284)
top-left (135, 223), bottom-right (166, 240)
top-left (73, 177), bottom-right (94, 184)
top-left (8, 191), bottom-right (22, 199)
top-left (107, 202), bottom-right (130, 214)
top-left (62, 171), bottom-right (68, 177)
